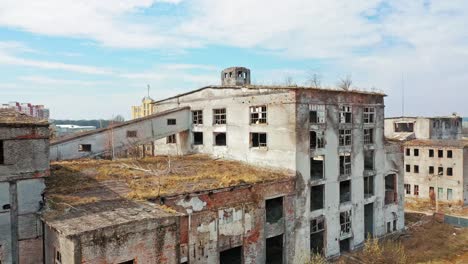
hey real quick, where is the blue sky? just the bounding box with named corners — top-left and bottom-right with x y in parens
top-left (0, 0), bottom-right (467, 119)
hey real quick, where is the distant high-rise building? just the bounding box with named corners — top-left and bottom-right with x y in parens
top-left (1, 102), bottom-right (50, 119)
top-left (131, 86), bottom-right (155, 119)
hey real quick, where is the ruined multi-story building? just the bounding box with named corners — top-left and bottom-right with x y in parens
top-left (0, 109), bottom-right (49, 264)
top-left (46, 67), bottom-right (404, 261)
top-left (385, 115), bottom-right (462, 141)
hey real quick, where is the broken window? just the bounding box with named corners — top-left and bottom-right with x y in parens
top-left (265, 197), bottom-right (283, 224)
top-left (414, 185), bottom-right (419, 196)
top-left (251, 133), bottom-right (267, 148)
top-left (447, 167), bottom-right (453, 176)
top-left (406, 148), bottom-right (410, 156)
top-left (310, 217), bottom-right (325, 255)
top-left (438, 166), bottom-right (444, 175)
top-left (404, 184), bottom-right (411, 195)
top-left (310, 131), bottom-right (325, 149)
top-left (414, 148), bottom-right (419, 156)
top-left (364, 128), bottom-right (374, 144)
top-left (310, 185), bottom-right (324, 211)
top-left (447, 188), bottom-right (453, 200)
top-left (0, 140), bottom-right (4, 164)
top-left (220, 246), bottom-right (242, 264)
top-left (429, 149), bottom-right (434, 157)
top-left (414, 165), bottom-right (419, 174)
top-left (429, 166), bottom-right (434, 174)
top-left (167, 119), bottom-right (176, 125)
top-left (250, 105), bottom-right (267, 124)
top-left (56, 250), bottom-right (62, 264)
top-left (364, 150), bottom-right (374, 171)
top-left (310, 156), bottom-right (324, 180)
top-left (213, 108), bottom-right (226, 125)
top-left (266, 235), bottom-right (283, 264)
top-left (340, 180), bottom-right (351, 203)
top-left (166, 134), bottom-right (176, 144)
top-left (339, 153), bottom-right (351, 176)
top-left (309, 105), bottom-right (326, 124)
top-left (340, 238), bottom-right (351, 253)
top-left (387, 222), bottom-right (392, 233)
top-left (193, 132), bottom-right (203, 145)
top-left (340, 210), bottom-right (352, 237)
top-left (447, 150), bottom-right (453, 158)
top-left (406, 164), bottom-right (411, 173)
top-left (438, 149), bottom-right (443, 158)
top-left (364, 176), bottom-right (374, 198)
top-left (214, 133), bottom-right (226, 146)
top-left (339, 105), bottom-right (352, 124)
top-left (192, 110), bottom-right (203, 125)
top-left (78, 144), bottom-right (92, 152)
top-left (126, 130), bottom-right (137, 138)
top-left (385, 174), bottom-right (397, 204)
top-left (363, 107), bottom-right (375, 124)
top-left (394, 122), bottom-right (414, 132)
top-left (339, 129), bottom-right (352, 146)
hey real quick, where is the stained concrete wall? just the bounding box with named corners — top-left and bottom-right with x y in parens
top-left (385, 117), bottom-right (462, 140)
top-left (50, 108), bottom-right (190, 161)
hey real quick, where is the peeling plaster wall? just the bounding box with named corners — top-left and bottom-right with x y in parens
top-left (384, 117), bottom-right (462, 140)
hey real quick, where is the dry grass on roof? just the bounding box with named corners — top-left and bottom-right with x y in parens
top-left (48, 154), bottom-right (293, 203)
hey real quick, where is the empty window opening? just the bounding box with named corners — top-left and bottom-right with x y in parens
top-left (193, 132), bottom-right (203, 145)
top-left (339, 105), bottom-right (352, 124)
top-left (340, 238), bottom-right (351, 253)
top-left (404, 184), bottom-right (411, 195)
top-left (340, 210), bottom-right (352, 238)
top-left (447, 167), bottom-right (453, 176)
top-left (394, 122), bottom-right (414, 132)
top-left (2, 204), bottom-right (10, 210)
top-left (429, 149), bottom-right (434, 157)
top-left (309, 105), bottom-right (326, 124)
top-left (364, 128), bottom-right (374, 144)
top-left (406, 164), bottom-right (411, 173)
top-left (229, 72), bottom-right (232, 78)
top-left (214, 133), bottom-right (226, 146)
top-left (414, 185), bottom-right (419, 196)
top-left (310, 131), bottom-right (325, 149)
top-left (414, 165), bottom-right (419, 174)
top-left (220, 246), bottom-right (242, 264)
top-left (224, 72), bottom-right (228, 78)
top-left (167, 119), bottom-right (176, 125)
top-left (266, 235), bottom-right (283, 264)
top-left (340, 180), bottom-right (351, 203)
top-left (0, 140), bottom-right (3, 164)
top-left (364, 176), bottom-right (374, 198)
top-left (126, 130), bottom-right (137, 138)
top-left (250, 106), bottom-right (267, 124)
top-left (447, 150), bottom-right (453, 158)
top-left (310, 217), bottom-right (325, 255)
top-left (310, 156), bottom-right (324, 180)
top-left (213, 108), bottom-right (227, 125)
top-left (393, 219), bottom-right (398, 232)
top-left (238, 71), bottom-right (243, 78)
top-left (406, 148), bottom-right (410, 156)
top-left (447, 188), bottom-right (453, 200)
top-left (78, 144), bottom-right (92, 152)
top-left (251, 133), bottom-right (267, 148)
top-left (363, 107), bottom-right (375, 124)
top-left (339, 129), bottom-right (352, 146)
top-left (339, 154), bottom-right (351, 176)
top-left (438, 149), bottom-right (443, 158)
top-left (364, 150), bottom-right (374, 171)
top-left (438, 167), bottom-right (444, 175)
top-left (385, 174), bottom-right (397, 204)
top-left (118, 261), bottom-right (134, 264)
top-left (429, 166), bottom-right (434, 174)
top-left (414, 149), bottom-right (419, 156)
top-left (364, 203), bottom-right (374, 238)
top-left (387, 222), bottom-right (392, 233)
top-left (56, 250), bottom-right (62, 264)
top-left (265, 197), bottom-right (283, 224)
top-left (310, 185), bottom-right (324, 211)
top-left (166, 134), bottom-right (176, 144)
top-left (192, 110), bottom-right (203, 125)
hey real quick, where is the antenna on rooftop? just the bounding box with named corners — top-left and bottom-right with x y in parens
top-left (401, 73), bottom-right (405, 118)
top-left (147, 84), bottom-right (150, 97)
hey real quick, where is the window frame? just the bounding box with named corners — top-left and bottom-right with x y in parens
top-left (339, 129), bottom-right (352, 146)
top-left (250, 105), bottom-right (267, 124)
top-left (167, 119), bottom-right (177, 125)
top-left (363, 107), bottom-right (375, 124)
top-left (213, 108), bottom-right (227, 125)
top-left (250, 132), bottom-right (267, 148)
top-left (192, 110), bottom-right (203, 125)
top-left (339, 105), bottom-right (352, 124)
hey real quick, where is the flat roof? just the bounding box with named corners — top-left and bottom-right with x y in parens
top-left (404, 139), bottom-right (468, 148)
top-left (153, 85), bottom-right (386, 104)
top-left (0, 109), bottom-right (48, 126)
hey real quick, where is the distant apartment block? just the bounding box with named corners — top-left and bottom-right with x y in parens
top-left (131, 95), bottom-right (155, 119)
top-left (1, 101), bottom-right (50, 119)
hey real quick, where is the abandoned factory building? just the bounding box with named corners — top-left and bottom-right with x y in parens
top-left (3, 67), bottom-right (405, 263)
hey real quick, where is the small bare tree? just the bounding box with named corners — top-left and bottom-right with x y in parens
top-left (306, 71), bottom-right (322, 88)
top-left (284, 76), bottom-right (295, 86)
top-left (338, 75), bottom-right (353, 91)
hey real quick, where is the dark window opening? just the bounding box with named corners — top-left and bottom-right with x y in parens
top-left (214, 133), bottom-right (226, 146)
top-left (339, 105), bottom-right (352, 124)
top-left (385, 174), bottom-right (397, 204)
top-left (220, 246), bottom-right (242, 264)
top-left (364, 128), bottom-right (374, 144)
top-left (310, 156), bottom-right (324, 180)
top-left (387, 222), bottom-right (391, 233)
top-left (406, 164), bottom-right (411, 172)
top-left (166, 134), bottom-right (176, 144)
top-left (414, 149), bottom-right (419, 156)
top-left (78, 144), bottom-right (92, 152)
top-left (56, 250), bottom-right (62, 263)
top-left (250, 106), bottom-right (267, 124)
top-left (364, 150), bottom-right (374, 171)
top-left (266, 197), bottom-right (283, 224)
top-left (363, 107), bottom-right (375, 124)
top-left (340, 211), bottom-right (352, 238)
top-left (339, 129), bottom-right (352, 146)
top-left (126, 130), bottom-right (137, 138)
top-left (193, 132), bottom-right (203, 145)
top-left (447, 167), bottom-right (453, 176)
top-left (310, 131), bottom-right (325, 149)
top-left (340, 238), bottom-right (351, 253)
top-left (213, 108), bottom-right (227, 125)
top-left (0, 140), bottom-right (4, 164)
top-left (406, 148), bottom-right (410, 156)
top-left (118, 261), bottom-right (134, 264)
top-left (2, 204), bottom-right (10, 210)
top-left (167, 119), bottom-right (176, 125)
top-left (447, 150), bottom-right (453, 158)
top-left (394, 122), bottom-right (414, 132)
top-left (364, 176), bottom-right (374, 198)
top-left (429, 149), bottom-right (434, 157)
top-left (310, 105), bottom-right (326, 123)
top-left (310, 110), bottom-right (318, 124)
top-left (438, 167), bottom-right (444, 175)
top-left (310, 185), bottom-right (324, 211)
top-left (438, 149), bottom-right (443, 158)
top-left (404, 184), bottom-right (411, 195)
top-left (340, 180), bottom-right (351, 203)
top-left (414, 185), bottom-right (419, 196)
top-left (429, 166), bottom-right (434, 174)
top-left (251, 133), bottom-right (267, 147)
top-left (393, 220), bottom-right (397, 231)
top-left (192, 110), bottom-right (203, 125)
top-left (266, 235), bottom-right (283, 264)
top-left (310, 218), bottom-right (325, 255)
top-left (414, 165), bottom-right (419, 174)
top-left (340, 154), bottom-right (351, 176)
